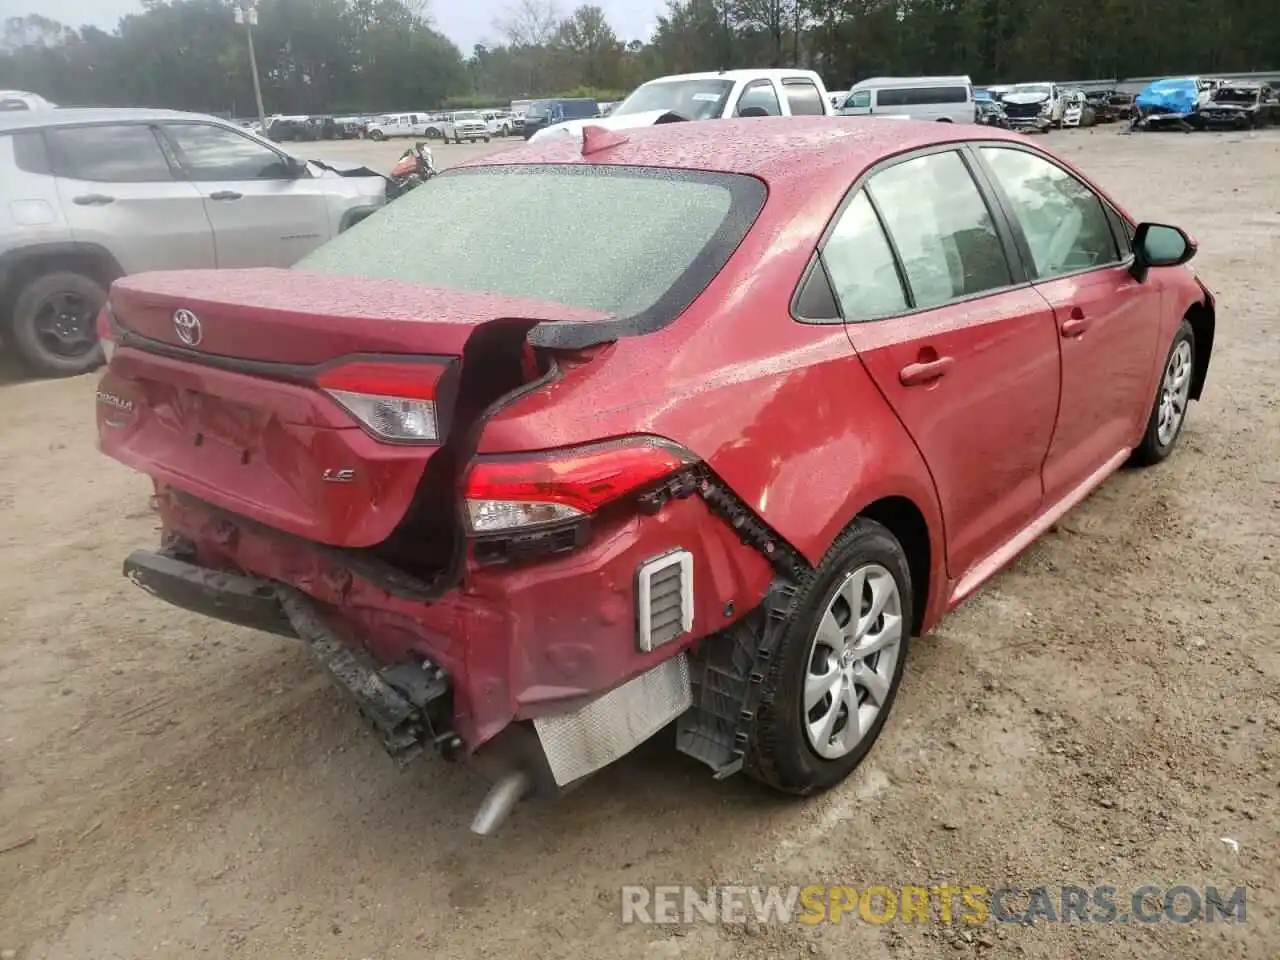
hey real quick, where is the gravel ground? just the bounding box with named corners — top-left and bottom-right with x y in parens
top-left (1, 127), bottom-right (1277, 960)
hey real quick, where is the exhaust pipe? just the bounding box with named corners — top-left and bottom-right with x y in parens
top-left (470, 769), bottom-right (532, 836)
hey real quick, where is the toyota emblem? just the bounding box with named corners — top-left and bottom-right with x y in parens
top-left (173, 308), bottom-right (202, 347)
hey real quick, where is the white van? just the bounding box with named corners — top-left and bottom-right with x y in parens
top-left (839, 76), bottom-right (975, 122)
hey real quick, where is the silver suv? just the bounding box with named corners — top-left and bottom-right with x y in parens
top-left (0, 108), bottom-right (388, 377)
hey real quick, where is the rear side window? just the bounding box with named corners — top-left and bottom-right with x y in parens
top-left (783, 79), bottom-right (826, 116)
top-left (877, 86), bottom-right (970, 107)
top-left (46, 124), bottom-right (173, 182)
top-left (563, 100), bottom-right (599, 119)
top-left (822, 191), bottom-right (908, 321)
top-left (297, 165), bottom-right (766, 326)
top-left (866, 151), bottom-right (1011, 308)
top-left (10, 131), bottom-right (51, 175)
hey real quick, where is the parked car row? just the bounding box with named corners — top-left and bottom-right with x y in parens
top-left (364, 109), bottom-right (522, 142)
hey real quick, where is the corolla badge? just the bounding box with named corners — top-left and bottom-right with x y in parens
top-left (173, 308), bottom-right (202, 347)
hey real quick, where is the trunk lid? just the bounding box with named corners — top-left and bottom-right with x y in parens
top-left (108, 268), bottom-right (607, 364)
top-left (100, 269), bottom-right (611, 549)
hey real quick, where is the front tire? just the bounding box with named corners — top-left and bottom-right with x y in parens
top-left (7, 271), bottom-right (107, 378)
top-left (1130, 321), bottom-right (1195, 466)
top-left (745, 518), bottom-right (913, 795)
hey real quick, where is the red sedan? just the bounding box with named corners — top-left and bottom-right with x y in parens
top-left (96, 117), bottom-right (1214, 835)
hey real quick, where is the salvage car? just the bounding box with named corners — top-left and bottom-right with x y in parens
top-left (975, 98), bottom-right (1011, 128)
top-left (96, 117), bottom-right (1215, 836)
top-left (1198, 81), bottom-right (1278, 129)
top-left (0, 108), bottom-right (388, 377)
top-left (998, 82), bottom-right (1065, 132)
top-left (1084, 89), bottom-right (1123, 123)
top-left (1060, 89), bottom-right (1095, 127)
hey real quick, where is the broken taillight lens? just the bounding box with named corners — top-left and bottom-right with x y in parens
top-left (98, 301), bottom-right (118, 364)
top-left (315, 359), bottom-right (443, 443)
top-left (463, 436), bottom-right (697, 533)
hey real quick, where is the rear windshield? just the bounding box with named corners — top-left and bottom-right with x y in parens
top-left (296, 165), bottom-right (766, 328)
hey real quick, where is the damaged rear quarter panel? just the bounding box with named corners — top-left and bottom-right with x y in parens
top-left (477, 182), bottom-right (947, 624)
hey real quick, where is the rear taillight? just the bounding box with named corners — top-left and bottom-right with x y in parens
top-left (316, 359), bottom-right (444, 443)
top-left (463, 436), bottom-right (697, 533)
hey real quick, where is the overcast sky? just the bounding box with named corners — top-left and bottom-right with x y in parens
top-left (13, 0), bottom-right (663, 50)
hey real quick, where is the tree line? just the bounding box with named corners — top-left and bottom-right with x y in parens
top-left (1, 0), bottom-right (1276, 117)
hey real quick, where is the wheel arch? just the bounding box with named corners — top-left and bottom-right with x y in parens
top-left (857, 495), bottom-right (933, 636)
top-left (0, 242), bottom-right (124, 331)
top-left (1183, 292), bottom-right (1215, 401)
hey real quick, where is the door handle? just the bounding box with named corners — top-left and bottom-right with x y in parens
top-left (209, 190), bottom-right (243, 201)
top-left (899, 355), bottom-right (954, 387)
top-left (1060, 306), bottom-right (1092, 337)
top-left (72, 193), bottom-right (115, 206)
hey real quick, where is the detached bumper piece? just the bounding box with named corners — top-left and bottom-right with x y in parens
top-left (277, 587), bottom-right (452, 768)
top-left (124, 549), bottom-right (295, 637)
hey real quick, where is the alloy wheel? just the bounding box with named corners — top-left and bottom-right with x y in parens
top-left (1157, 339), bottom-right (1193, 446)
top-left (803, 564), bottom-right (904, 760)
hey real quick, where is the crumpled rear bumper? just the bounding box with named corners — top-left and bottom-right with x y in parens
top-left (124, 548), bottom-right (456, 767)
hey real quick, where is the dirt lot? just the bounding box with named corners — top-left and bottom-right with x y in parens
top-left (1, 127), bottom-right (1278, 960)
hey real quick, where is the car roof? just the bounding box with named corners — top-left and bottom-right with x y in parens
top-left (854, 75), bottom-right (972, 89)
top-left (646, 69), bottom-right (823, 84)
top-left (0, 107), bottom-right (225, 133)
top-left (465, 116), bottom-right (1034, 207)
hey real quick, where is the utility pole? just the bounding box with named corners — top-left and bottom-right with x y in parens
top-left (235, 1), bottom-right (267, 131)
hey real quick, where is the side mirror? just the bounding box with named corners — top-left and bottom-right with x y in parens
top-left (1130, 222), bottom-right (1196, 282)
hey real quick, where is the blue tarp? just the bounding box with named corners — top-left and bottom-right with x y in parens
top-left (1135, 77), bottom-right (1199, 116)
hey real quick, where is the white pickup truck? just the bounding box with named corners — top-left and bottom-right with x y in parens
top-left (526, 68), bottom-right (834, 143)
top-left (365, 112), bottom-right (434, 141)
top-left (440, 111), bottom-right (492, 144)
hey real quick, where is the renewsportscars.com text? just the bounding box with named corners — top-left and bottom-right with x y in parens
top-left (621, 884), bottom-right (1247, 926)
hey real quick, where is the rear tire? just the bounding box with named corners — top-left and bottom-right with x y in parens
top-left (1129, 321), bottom-right (1196, 467)
top-left (370, 130), bottom-right (385, 142)
top-left (7, 271), bottom-right (106, 378)
top-left (744, 518), bottom-right (913, 795)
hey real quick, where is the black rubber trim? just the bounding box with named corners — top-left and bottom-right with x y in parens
top-left (123, 548), bottom-right (296, 637)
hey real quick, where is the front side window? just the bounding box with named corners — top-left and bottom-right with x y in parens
top-left (296, 166), bottom-right (764, 325)
top-left (736, 81), bottom-right (782, 116)
top-left (783, 79), bottom-right (825, 116)
top-left (164, 123), bottom-right (294, 181)
top-left (847, 90), bottom-right (871, 109)
top-left (46, 124), bottom-right (173, 183)
top-left (979, 147), bottom-right (1119, 279)
top-left (614, 79), bottom-right (733, 120)
top-left (822, 190), bottom-right (908, 321)
top-left (866, 150), bottom-right (1012, 309)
